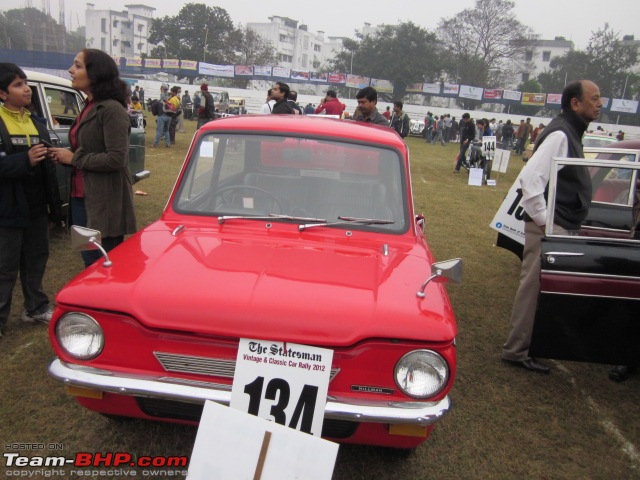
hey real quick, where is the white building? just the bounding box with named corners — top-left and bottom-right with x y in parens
top-left (519, 37), bottom-right (574, 83)
top-left (247, 16), bottom-right (334, 70)
top-left (85, 3), bottom-right (155, 57)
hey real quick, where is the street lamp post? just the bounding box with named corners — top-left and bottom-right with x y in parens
top-left (203, 27), bottom-right (208, 63)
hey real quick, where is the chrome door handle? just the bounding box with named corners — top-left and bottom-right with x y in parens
top-left (545, 252), bottom-right (584, 264)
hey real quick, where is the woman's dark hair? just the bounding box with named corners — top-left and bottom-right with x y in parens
top-left (561, 80), bottom-right (584, 110)
top-left (0, 63), bottom-right (26, 92)
top-left (82, 48), bottom-right (128, 107)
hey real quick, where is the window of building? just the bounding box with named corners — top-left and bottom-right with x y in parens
top-left (279, 34), bottom-right (293, 44)
top-left (113, 20), bottom-right (119, 27)
top-left (138, 24), bottom-right (144, 32)
top-left (314, 44), bottom-right (321, 52)
top-left (524, 51), bottom-right (533, 61)
top-left (101, 19), bottom-right (107, 33)
top-left (542, 51), bottom-right (551, 62)
top-left (278, 54), bottom-right (293, 63)
top-left (303, 36), bottom-right (309, 50)
top-left (101, 38), bottom-right (106, 50)
top-left (522, 72), bottom-right (530, 82)
top-left (302, 54), bottom-right (308, 67)
top-left (113, 39), bottom-right (119, 46)
top-left (138, 42), bottom-right (145, 51)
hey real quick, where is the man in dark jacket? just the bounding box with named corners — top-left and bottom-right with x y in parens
top-left (389, 101), bottom-right (410, 138)
top-left (0, 63), bottom-right (62, 334)
top-left (271, 82), bottom-right (295, 114)
top-left (197, 83), bottom-right (215, 128)
top-left (502, 80), bottom-right (603, 374)
top-left (453, 113), bottom-right (476, 172)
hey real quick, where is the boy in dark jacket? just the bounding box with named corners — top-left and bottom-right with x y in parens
top-left (0, 63), bottom-right (62, 335)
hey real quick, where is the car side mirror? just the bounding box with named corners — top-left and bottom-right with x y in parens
top-left (417, 258), bottom-right (462, 298)
top-left (70, 225), bottom-right (112, 267)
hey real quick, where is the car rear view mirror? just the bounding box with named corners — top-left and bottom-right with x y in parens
top-left (70, 225), bottom-right (112, 267)
top-left (417, 258), bottom-right (463, 298)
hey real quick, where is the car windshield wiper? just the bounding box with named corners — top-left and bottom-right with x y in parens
top-left (298, 216), bottom-right (395, 231)
top-left (218, 214), bottom-right (327, 224)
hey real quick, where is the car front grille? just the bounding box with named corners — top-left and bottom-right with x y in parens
top-left (154, 351), bottom-right (340, 381)
top-left (136, 397), bottom-right (358, 439)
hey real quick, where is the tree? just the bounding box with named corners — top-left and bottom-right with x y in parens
top-left (148, 3), bottom-right (242, 67)
top-left (231, 27), bottom-right (278, 88)
top-left (438, 0), bottom-right (535, 101)
top-left (329, 22), bottom-right (442, 99)
top-left (535, 24), bottom-right (640, 124)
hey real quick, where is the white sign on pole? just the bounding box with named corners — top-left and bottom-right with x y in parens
top-left (468, 167), bottom-right (484, 186)
top-left (492, 149), bottom-right (511, 173)
top-left (231, 339), bottom-right (333, 437)
top-left (187, 400), bottom-right (338, 480)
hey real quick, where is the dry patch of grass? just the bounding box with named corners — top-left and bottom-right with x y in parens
top-left (1, 126), bottom-right (638, 479)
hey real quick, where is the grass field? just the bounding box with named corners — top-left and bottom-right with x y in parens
top-left (1, 118), bottom-right (639, 479)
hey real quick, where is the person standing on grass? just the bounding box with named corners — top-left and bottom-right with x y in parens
top-left (501, 80), bottom-right (603, 374)
top-left (49, 49), bottom-right (136, 268)
top-left (453, 113), bottom-right (475, 172)
top-left (0, 63), bottom-right (62, 334)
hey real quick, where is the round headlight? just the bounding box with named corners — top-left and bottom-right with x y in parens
top-left (56, 313), bottom-right (104, 360)
top-left (394, 350), bottom-right (449, 398)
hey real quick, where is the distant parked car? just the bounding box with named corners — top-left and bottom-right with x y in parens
top-left (24, 69), bottom-right (149, 212)
top-left (48, 115), bottom-right (462, 449)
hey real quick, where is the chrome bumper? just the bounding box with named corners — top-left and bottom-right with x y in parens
top-left (49, 359), bottom-right (451, 425)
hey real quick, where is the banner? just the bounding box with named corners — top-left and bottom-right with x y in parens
top-left (610, 99), bottom-right (639, 114)
top-left (371, 78), bottom-right (393, 93)
top-left (254, 66), bottom-right (272, 76)
top-left (291, 69), bottom-right (310, 80)
top-left (163, 59), bottom-right (180, 69)
top-left (422, 82), bottom-right (440, 95)
top-left (327, 73), bottom-right (346, 84)
top-left (601, 97), bottom-right (611, 109)
top-left (546, 93), bottom-right (561, 105)
top-left (235, 65), bottom-right (254, 76)
top-left (310, 71), bottom-right (327, 82)
top-left (272, 66), bottom-right (291, 78)
top-left (144, 58), bottom-right (162, 69)
top-left (503, 89), bottom-right (521, 102)
top-left (406, 82), bottom-right (423, 93)
top-left (180, 60), bottom-right (198, 70)
top-left (483, 89), bottom-right (502, 100)
top-left (522, 92), bottom-right (546, 106)
top-left (125, 57), bottom-right (142, 67)
top-left (443, 83), bottom-right (459, 96)
top-left (459, 85), bottom-right (483, 101)
top-left (346, 74), bottom-right (370, 89)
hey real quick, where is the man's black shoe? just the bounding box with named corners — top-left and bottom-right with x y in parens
top-left (609, 365), bottom-right (636, 382)
top-left (502, 358), bottom-right (550, 374)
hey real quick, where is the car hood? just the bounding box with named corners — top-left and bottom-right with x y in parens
top-left (56, 222), bottom-right (456, 347)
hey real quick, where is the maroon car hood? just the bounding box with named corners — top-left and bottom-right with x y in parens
top-left (56, 223), bottom-right (456, 347)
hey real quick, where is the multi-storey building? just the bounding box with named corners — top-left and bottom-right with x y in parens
top-left (247, 16), bottom-right (335, 70)
top-left (85, 3), bottom-right (155, 57)
top-left (518, 37), bottom-right (574, 83)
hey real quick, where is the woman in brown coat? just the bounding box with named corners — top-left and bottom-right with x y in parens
top-left (49, 49), bottom-right (136, 266)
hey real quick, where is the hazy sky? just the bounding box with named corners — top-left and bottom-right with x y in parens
top-left (45, 0), bottom-right (637, 51)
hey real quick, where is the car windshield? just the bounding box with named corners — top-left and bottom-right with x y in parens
top-left (583, 136), bottom-right (616, 148)
top-left (174, 133), bottom-right (408, 232)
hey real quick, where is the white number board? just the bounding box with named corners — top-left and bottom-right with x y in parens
top-left (482, 136), bottom-right (497, 157)
top-left (231, 339), bottom-right (333, 437)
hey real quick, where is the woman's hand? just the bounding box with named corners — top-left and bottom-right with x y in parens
top-left (49, 147), bottom-right (74, 165)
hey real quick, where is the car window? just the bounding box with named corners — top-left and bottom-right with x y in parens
top-left (43, 86), bottom-right (83, 127)
top-left (175, 133), bottom-right (407, 232)
top-left (547, 159), bottom-right (640, 240)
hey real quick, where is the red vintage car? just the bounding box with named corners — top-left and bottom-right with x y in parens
top-left (48, 115), bottom-right (461, 449)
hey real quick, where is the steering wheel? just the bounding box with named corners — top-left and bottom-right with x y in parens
top-left (212, 185), bottom-right (284, 214)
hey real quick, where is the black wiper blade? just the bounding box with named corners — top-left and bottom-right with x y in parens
top-left (218, 214), bottom-right (326, 224)
top-left (298, 216), bottom-right (394, 231)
